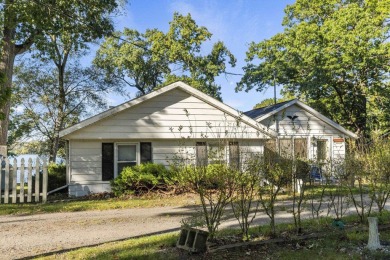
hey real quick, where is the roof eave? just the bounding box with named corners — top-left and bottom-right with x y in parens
top-left (251, 99), bottom-right (358, 139)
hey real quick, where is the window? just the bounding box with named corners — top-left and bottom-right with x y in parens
top-left (209, 142), bottom-right (227, 164)
top-left (196, 142), bottom-right (239, 167)
top-left (294, 138), bottom-right (308, 159)
top-left (229, 142), bottom-right (239, 169)
top-left (196, 142), bottom-right (207, 166)
top-left (117, 144), bottom-right (137, 175)
top-left (279, 139), bottom-right (293, 158)
top-left (317, 140), bottom-right (328, 161)
top-left (264, 140), bottom-right (277, 164)
top-left (102, 142), bottom-right (153, 181)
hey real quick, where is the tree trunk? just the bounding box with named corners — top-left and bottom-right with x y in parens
top-left (0, 23), bottom-right (17, 156)
top-left (1, 1), bottom-right (35, 156)
top-left (50, 59), bottom-right (67, 162)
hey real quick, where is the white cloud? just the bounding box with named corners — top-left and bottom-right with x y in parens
top-left (15, 105), bottom-right (24, 113)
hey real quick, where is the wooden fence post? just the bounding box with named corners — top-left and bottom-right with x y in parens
top-left (34, 158), bottom-right (40, 202)
top-left (20, 158), bottom-right (25, 203)
top-left (12, 158), bottom-right (17, 203)
top-left (27, 159), bottom-right (32, 203)
top-left (42, 159), bottom-right (48, 203)
top-left (4, 158), bottom-right (9, 203)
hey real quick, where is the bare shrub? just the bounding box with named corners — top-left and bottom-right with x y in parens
top-left (231, 156), bottom-right (262, 241)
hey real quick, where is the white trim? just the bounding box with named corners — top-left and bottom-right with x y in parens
top-left (59, 81), bottom-right (276, 138)
top-left (254, 99), bottom-right (358, 139)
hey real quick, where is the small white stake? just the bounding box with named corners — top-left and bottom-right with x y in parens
top-left (367, 217), bottom-right (381, 250)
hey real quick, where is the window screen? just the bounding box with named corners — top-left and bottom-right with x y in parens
top-left (117, 144), bottom-right (137, 174)
top-left (279, 139), bottom-right (293, 158)
top-left (294, 138), bottom-right (308, 159)
top-left (317, 140), bottom-right (328, 161)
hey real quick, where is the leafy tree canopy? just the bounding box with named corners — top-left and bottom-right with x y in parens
top-left (11, 60), bottom-right (115, 161)
top-left (253, 97), bottom-right (292, 109)
top-left (237, 0), bottom-right (390, 137)
top-left (94, 13), bottom-right (236, 100)
top-left (0, 0), bottom-right (121, 150)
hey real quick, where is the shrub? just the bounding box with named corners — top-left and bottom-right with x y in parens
top-left (111, 163), bottom-right (176, 196)
top-left (176, 163), bottom-right (239, 238)
top-left (32, 163), bottom-right (66, 193)
top-left (47, 163), bottom-right (66, 192)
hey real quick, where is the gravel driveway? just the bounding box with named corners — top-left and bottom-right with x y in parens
top-left (0, 202), bottom-right (296, 260)
top-left (1, 198), bottom-right (388, 259)
top-left (0, 206), bottom-right (195, 260)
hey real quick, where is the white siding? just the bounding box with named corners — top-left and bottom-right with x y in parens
top-left (260, 105), bottom-right (347, 137)
top-left (259, 105), bottom-right (348, 162)
top-left (67, 139), bottom-right (265, 196)
top-left (152, 139), bottom-right (264, 167)
top-left (333, 140), bottom-right (346, 160)
top-left (66, 89), bottom-right (267, 140)
top-left (69, 140), bottom-right (102, 183)
top-left (69, 183), bottom-right (111, 197)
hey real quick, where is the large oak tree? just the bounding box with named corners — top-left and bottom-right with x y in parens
top-left (94, 13), bottom-right (236, 100)
top-left (237, 0), bottom-right (390, 137)
top-left (0, 0), bottom-right (119, 155)
top-left (12, 61), bottom-right (115, 162)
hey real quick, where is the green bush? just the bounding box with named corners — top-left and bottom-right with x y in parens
top-left (31, 163), bottom-right (66, 193)
top-left (111, 163), bottom-right (176, 196)
top-left (48, 163), bottom-right (66, 192)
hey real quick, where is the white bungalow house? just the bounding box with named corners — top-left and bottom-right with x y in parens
top-left (244, 99), bottom-right (358, 163)
top-left (60, 81), bottom-right (357, 196)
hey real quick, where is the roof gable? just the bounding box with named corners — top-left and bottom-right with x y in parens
top-left (245, 99), bottom-right (358, 139)
top-left (60, 81), bottom-right (276, 138)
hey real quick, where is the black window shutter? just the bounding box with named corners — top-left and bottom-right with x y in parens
top-left (140, 142), bottom-right (152, 163)
top-left (102, 143), bottom-right (114, 181)
top-left (196, 142), bottom-right (208, 166)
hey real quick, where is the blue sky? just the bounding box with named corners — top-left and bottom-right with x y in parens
top-left (104, 0), bottom-right (295, 112)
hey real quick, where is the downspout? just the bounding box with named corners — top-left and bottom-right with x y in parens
top-left (273, 72), bottom-right (280, 153)
top-left (66, 140), bottom-right (70, 190)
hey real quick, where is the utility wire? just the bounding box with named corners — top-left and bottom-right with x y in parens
top-left (25, 1), bottom-right (242, 76)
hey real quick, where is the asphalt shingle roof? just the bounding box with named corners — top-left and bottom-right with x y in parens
top-left (243, 99), bottom-right (295, 119)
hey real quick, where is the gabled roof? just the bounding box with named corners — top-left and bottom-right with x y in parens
top-left (244, 99), bottom-right (358, 139)
top-left (60, 81), bottom-right (277, 138)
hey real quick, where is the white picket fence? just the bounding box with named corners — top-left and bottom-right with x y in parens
top-left (0, 158), bottom-right (48, 204)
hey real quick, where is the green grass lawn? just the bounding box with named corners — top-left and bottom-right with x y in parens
top-left (36, 213), bottom-right (390, 260)
top-left (37, 232), bottom-right (179, 260)
top-left (0, 193), bottom-right (199, 216)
